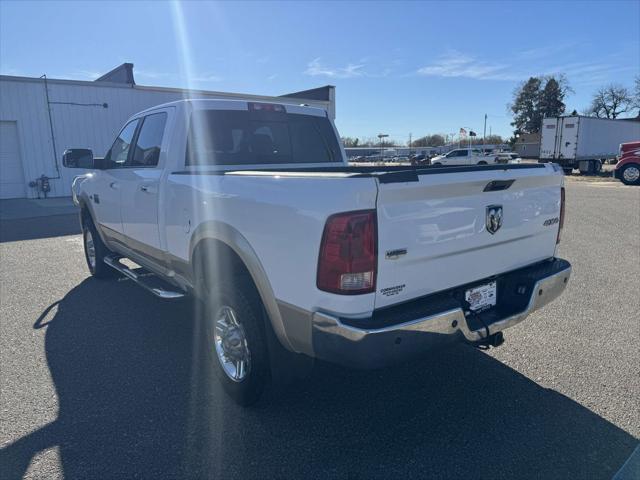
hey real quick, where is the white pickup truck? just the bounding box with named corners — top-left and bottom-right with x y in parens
top-left (64, 99), bottom-right (571, 405)
top-left (431, 148), bottom-right (493, 166)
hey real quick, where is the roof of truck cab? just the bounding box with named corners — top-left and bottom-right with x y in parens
top-left (136, 98), bottom-right (327, 117)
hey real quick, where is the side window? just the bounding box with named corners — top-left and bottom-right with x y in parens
top-left (130, 112), bottom-right (168, 167)
top-left (105, 120), bottom-right (139, 166)
top-left (458, 150), bottom-right (469, 157)
top-left (446, 150), bottom-right (458, 157)
top-left (289, 116), bottom-right (335, 163)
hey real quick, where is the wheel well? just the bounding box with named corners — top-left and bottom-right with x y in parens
top-left (79, 203), bottom-right (93, 229)
top-left (192, 238), bottom-right (254, 295)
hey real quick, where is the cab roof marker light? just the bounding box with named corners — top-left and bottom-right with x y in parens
top-left (248, 102), bottom-right (285, 112)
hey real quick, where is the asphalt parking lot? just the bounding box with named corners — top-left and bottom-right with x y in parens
top-left (1, 180), bottom-right (639, 479)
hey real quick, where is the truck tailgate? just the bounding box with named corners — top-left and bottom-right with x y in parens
top-left (374, 165), bottom-right (563, 308)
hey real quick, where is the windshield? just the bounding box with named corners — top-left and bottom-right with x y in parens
top-left (186, 109), bottom-right (342, 166)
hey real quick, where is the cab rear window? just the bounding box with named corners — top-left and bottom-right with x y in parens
top-left (186, 109), bottom-right (341, 166)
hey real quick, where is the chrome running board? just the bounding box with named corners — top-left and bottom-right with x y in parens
top-left (104, 255), bottom-right (186, 300)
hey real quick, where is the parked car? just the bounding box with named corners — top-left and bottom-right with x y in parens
top-left (63, 99), bottom-right (571, 405)
top-left (494, 152), bottom-right (522, 164)
top-left (410, 154), bottom-right (427, 165)
top-left (431, 148), bottom-right (493, 166)
top-left (613, 140), bottom-right (640, 185)
top-left (391, 156), bottom-right (410, 163)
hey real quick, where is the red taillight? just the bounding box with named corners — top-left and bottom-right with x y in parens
top-left (557, 187), bottom-right (565, 244)
top-left (317, 210), bottom-right (377, 294)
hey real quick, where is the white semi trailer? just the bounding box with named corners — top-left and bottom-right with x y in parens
top-left (539, 116), bottom-right (640, 174)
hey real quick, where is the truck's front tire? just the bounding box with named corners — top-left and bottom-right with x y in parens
top-left (620, 164), bottom-right (640, 185)
top-left (82, 219), bottom-right (116, 278)
top-left (200, 276), bottom-right (269, 406)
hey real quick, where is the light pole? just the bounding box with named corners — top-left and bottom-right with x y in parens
top-left (378, 133), bottom-right (389, 161)
top-left (483, 114), bottom-right (487, 145)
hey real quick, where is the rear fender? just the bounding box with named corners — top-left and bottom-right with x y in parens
top-left (189, 221), bottom-right (296, 353)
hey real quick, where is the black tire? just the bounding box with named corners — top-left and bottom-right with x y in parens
top-left (620, 163), bottom-right (640, 186)
top-left (477, 161), bottom-right (488, 165)
top-left (432, 162), bottom-right (441, 166)
top-left (82, 218), bottom-right (116, 278)
top-left (200, 275), bottom-right (269, 406)
top-left (592, 159), bottom-right (602, 173)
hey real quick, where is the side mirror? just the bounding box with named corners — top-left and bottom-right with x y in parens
top-left (63, 149), bottom-right (94, 169)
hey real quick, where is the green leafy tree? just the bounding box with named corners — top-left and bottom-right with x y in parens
top-left (510, 75), bottom-right (571, 134)
top-left (510, 77), bottom-right (543, 134)
top-left (539, 78), bottom-right (567, 119)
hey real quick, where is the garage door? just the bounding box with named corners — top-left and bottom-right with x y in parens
top-left (0, 121), bottom-right (26, 199)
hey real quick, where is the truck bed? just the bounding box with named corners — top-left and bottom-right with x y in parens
top-left (169, 162), bottom-right (562, 311)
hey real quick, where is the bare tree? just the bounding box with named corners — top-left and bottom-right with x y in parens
top-left (587, 84), bottom-right (633, 119)
top-left (413, 134), bottom-right (445, 147)
top-left (484, 134), bottom-right (504, 145)
top-left (341, 137), bottom-right (360, 148)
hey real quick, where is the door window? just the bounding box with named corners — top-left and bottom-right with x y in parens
top-left (105, 119), bottom-right (139, 167)
top-left (130, 112), bottom-right (168, 167)
top-left (458, 150), bottom-right (469, 157)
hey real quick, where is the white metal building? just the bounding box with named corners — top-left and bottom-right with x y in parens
top-left (0, 63), bottom-right (335, 199)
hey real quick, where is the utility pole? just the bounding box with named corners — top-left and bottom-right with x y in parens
top-left (408, 133), bottom-right (412, 156)
top-left (377, 133), bottom-right (389, 161)
top-left (483, 114), bottom-right (487, 145)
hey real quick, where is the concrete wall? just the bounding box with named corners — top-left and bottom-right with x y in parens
top-left (0, 75), bottom-right (333, 198)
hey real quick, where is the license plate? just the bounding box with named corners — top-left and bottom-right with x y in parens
top-left (465, 281), bottom-right (497, 312)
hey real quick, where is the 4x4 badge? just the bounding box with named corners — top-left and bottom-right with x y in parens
top-left (486, 205), bottom-right (503, 234)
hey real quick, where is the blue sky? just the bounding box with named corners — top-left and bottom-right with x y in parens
top-left (1, 1), bottom-right (638, 142)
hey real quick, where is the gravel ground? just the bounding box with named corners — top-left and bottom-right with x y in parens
top-left (1, 181), bottom-right (638, 479)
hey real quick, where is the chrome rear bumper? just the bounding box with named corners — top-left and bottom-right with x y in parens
top-left (311, 258), bottom-right (571, 368)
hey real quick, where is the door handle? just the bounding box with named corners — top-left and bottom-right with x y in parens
top-left (109, 182), bottom-right (120, 190)
top-left (140, 185), bottom-right (156, 194)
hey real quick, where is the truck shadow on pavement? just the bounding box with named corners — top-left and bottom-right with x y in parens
top-left (1, 277), bottom-right (637, 479)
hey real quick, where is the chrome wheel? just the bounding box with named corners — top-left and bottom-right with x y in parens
top-left (85, 229), bottom-right (96, 270)
top-left (214, 305), bottom-right (251, 382)
top-left (623, 165), bottom-right (640, 183)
